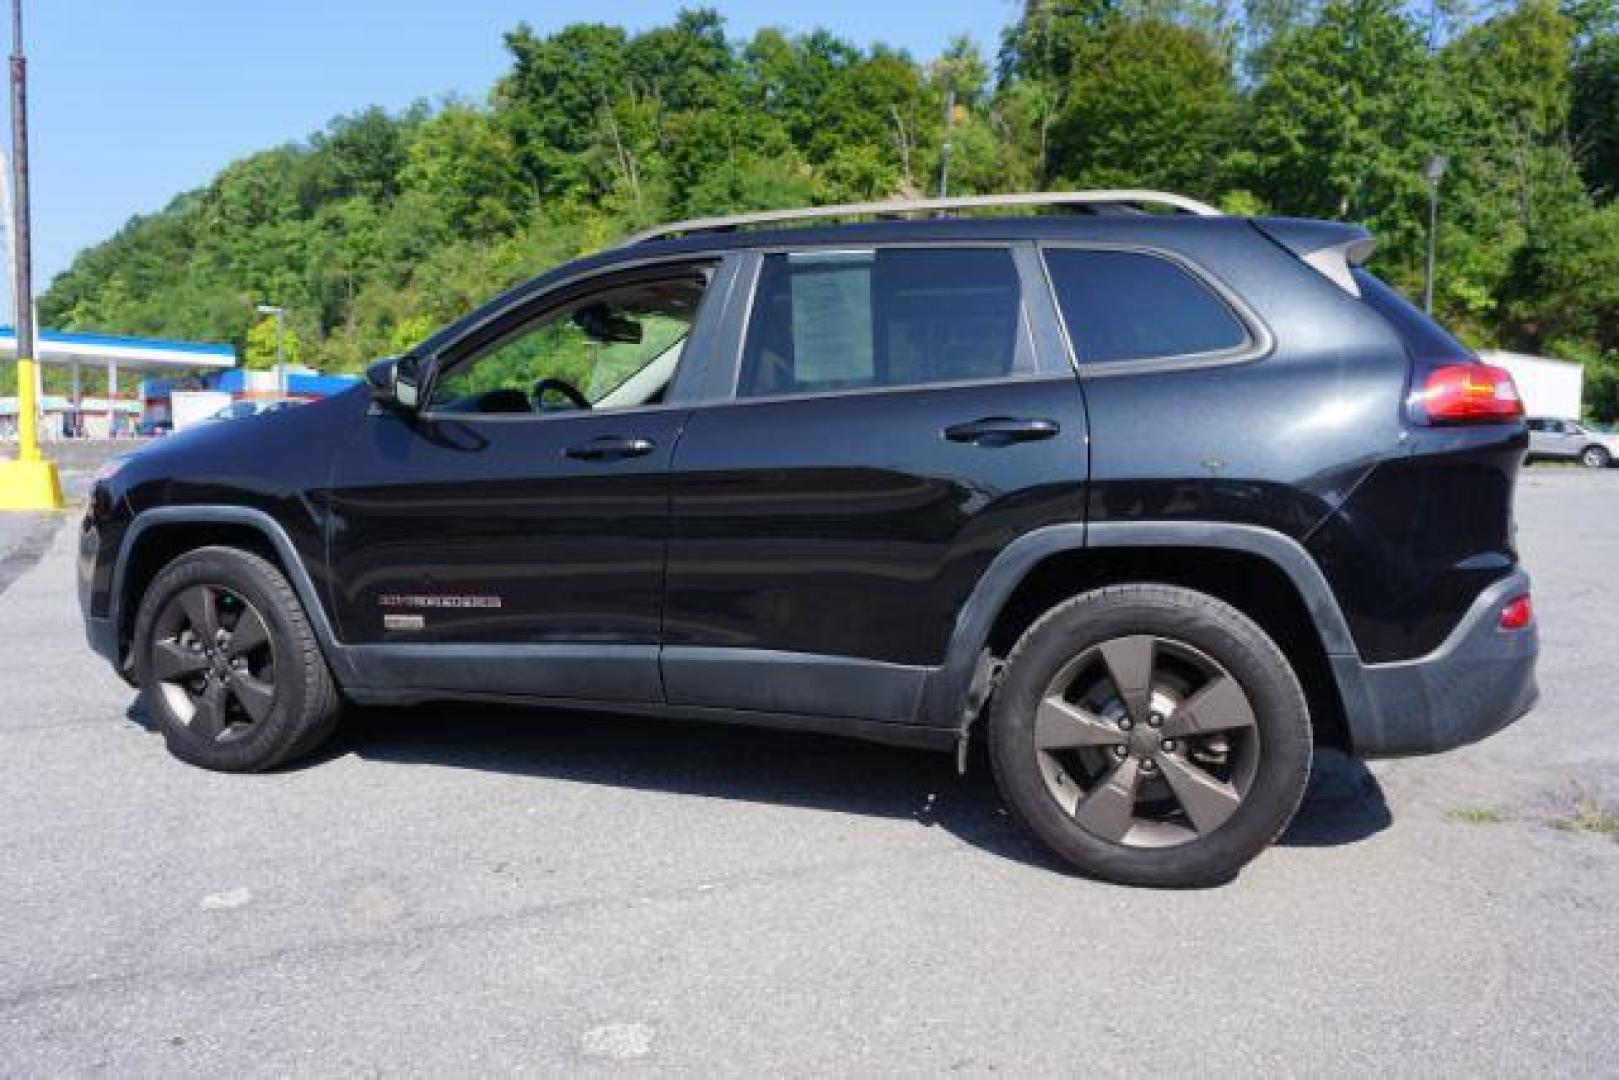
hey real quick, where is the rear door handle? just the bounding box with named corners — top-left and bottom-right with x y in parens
top-left (943, 417), bottom-right (1060, 446)
top-left (565, 435), bottom-right (656, 461)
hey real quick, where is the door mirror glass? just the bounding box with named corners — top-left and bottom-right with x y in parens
top-left (366, 355), bottom-right (421, 411)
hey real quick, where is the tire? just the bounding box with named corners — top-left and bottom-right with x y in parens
top-left (132, 546), bottom-right (341, 772)
top-left (1580, 445), bottom-right (1611, 469)
top-left (987, 584), bottom-right (1312, 888)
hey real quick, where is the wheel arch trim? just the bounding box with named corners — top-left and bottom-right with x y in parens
top-left (109, 506), bottom-right (354, 683)
top-left (920, 521), bottom-right (1359, 728)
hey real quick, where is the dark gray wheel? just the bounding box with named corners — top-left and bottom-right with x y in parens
top-left (134, 546), bottom-right (341, 771)
top-left (1580, 445), bottom-right (1611, 469)
top-left (1032, 635), bottom-right (1259, 848)
top-left (149, 584), bottom-right (277, 744)
top-left (988, 585), bottom-right (1312, 887)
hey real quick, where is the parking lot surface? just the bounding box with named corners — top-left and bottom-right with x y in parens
top-left (2, 465), bottom-right (1615, 1075)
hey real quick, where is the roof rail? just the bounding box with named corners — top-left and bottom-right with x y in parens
top-left (617, 190), bottom-right (1223, 247)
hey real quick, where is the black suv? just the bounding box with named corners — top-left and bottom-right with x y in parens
top-left (78, 192), bottom-right (1538, 886)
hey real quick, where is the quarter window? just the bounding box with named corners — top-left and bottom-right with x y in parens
top-left (1044, 249), bottom-right (1251, 365)
top-left (738, 248), bottom-right (1034, 398)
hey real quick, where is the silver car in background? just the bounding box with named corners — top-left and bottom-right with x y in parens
top-left (1527, 416), bottom-right (1619, 468)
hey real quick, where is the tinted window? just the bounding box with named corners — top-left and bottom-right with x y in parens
top-left (1044, 249), bottom-right (1250, 364)
top-left (738, 248), bottom-right (1032, 398)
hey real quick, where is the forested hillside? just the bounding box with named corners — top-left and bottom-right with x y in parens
top-left (35, 1), bottom-right (1619, 418)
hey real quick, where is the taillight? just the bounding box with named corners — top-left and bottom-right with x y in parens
top-left (1498, 594), bottom-right (1533, 631)
top-left (1415, 363), bottom-right (1524, 425)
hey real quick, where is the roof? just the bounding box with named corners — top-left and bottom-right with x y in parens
top-left (0, 326), bottom-right (235, 370)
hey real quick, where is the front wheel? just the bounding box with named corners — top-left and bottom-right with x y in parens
top-left (987, 585), bottom-right (1312, 887)
top-left (132, 546), bottom-right (342, 772)
top-left (1581, 445), bottom-right (1611, 469)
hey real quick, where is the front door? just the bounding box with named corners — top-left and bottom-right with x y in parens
top-left (325, 260), bottom-right (721, 703)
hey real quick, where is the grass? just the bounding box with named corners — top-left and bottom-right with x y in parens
top-left (1547, 794), bottom-right (1619, 837)
top-left (1445, 806), bottom-right (1514, 825)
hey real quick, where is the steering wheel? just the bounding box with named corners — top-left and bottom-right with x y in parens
top-left (531, 377), bottom-right (591, 412)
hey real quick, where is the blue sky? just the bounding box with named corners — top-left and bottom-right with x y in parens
top-left (5, 1), bottom-right (1016, 320)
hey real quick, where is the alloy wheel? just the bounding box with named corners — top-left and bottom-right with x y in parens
top-left (151, 584), bottom-right (277, 742)
top-left (1034, 635), bottom-right (1260, 848)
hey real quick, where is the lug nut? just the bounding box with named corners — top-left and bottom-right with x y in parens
top-left (1112, 746), bottom-right (1129, 759)
top-left (1148, 713), bottom-right (1163, 728)
top-left (1119, 718), bottom-right (1134, 731)
top-left (1141, 758), bottom-right (1157, 772)
top-left (1161, 739), bottom-right (1177, 752)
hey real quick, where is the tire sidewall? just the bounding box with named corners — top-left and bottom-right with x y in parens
top-left (133, 549), bottom-right (314, 771)
top-left (988, 587), bottom-right (1312, 887)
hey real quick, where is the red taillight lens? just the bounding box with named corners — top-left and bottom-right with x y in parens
top-left (1417, 363), bottom-right (1524, 424)
top-left (1498, 594), bottom-right (1533, 631)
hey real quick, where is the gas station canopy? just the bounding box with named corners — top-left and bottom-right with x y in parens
top-left (0, 326), bottom-right (235, 371)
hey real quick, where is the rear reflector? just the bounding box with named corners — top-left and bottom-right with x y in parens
top-left (1498, 595), bottom-right (1533, 631)
top-left (1418, 363), bottom-right (1524, 424)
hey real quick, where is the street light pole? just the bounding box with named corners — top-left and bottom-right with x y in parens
top-left (255, 303), bottom-right (285, 397)
top-left (1422, 154), bottom-right (1448, 315)
top-left (0, 0), bottom-right (61, 509)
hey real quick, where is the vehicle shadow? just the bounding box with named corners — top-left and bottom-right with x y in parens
top-left (124, 698), bottom-right (1392, 874)
top-left (339, 703), bottom-right (1388, 862)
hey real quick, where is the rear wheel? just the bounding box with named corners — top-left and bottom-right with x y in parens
top-left (988, 584), bottom-right (1312, 887)
top-left (1581, 445), bottom-right (1611, 469)
top-left (133, 546), bottom-right (341, 772)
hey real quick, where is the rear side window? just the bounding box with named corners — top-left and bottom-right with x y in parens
top-left (737, 248), bottom-right (1034, 398)
top-left (1044, 249), bottom-right (1251, 364)
top-left (1351, 269), bottom-right (1473, 363)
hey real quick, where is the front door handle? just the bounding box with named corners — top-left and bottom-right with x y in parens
top-left (565, 435), bottom-right (656, 461)
top-left (943, 416), bottom-right (1060, 446)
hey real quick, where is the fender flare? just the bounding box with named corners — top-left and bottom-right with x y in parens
top-left (918, 521), bottom-right (1359, 728)
top-left (109, 505), bottom-right (354, 683)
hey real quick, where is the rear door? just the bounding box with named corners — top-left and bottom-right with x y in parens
top-left (661, 244), bottom-right (1088, 723)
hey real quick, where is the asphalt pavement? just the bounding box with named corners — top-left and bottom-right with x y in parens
top-left (1, 465), bottom-right (1614, 1076)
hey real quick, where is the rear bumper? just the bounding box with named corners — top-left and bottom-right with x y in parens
top-left (1333, 570), bottom-right (1538, 758)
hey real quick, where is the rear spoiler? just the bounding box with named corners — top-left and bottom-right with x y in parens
top-left (1251, 218), bottom-right (1376, 297)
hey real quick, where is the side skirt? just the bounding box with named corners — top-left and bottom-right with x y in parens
top-left (340, 687), bottom-right (957, 752)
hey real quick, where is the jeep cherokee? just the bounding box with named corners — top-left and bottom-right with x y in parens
top-left (78, 191), bottom-right (1539, 886)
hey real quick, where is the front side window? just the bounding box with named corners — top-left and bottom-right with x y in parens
top-left (737, 247), bottom-right (1034, 398)
top-left (429, 271), bottom-right (709, 414)
top-left (1044, 248), bottom-right (1251, 365)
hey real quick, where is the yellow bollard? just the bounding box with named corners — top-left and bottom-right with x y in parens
top-left (0, 354), bottom-right (64, 509)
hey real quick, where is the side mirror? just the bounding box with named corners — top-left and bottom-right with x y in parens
top-left (366, 355), bottom-right (421, 411)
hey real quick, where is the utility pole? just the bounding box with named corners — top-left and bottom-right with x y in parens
top-left (0, 0), bottom-right (62, 509)
top-left (938, 84), bottom-right (955, 199)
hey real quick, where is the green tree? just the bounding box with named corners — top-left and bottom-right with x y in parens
top-left (1047, 18), bottom-right (1238, 193)
top-left (244, 314), bottom-right (302, 371)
